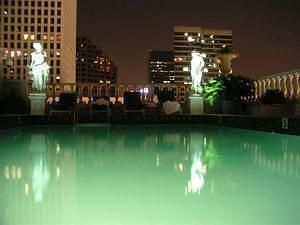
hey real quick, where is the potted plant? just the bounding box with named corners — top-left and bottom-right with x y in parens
top-left (202, 74), bottom-right (254, 114)
top-left (202, 76), bottom-right (224, 113)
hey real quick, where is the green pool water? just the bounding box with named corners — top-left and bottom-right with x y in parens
top-left (0, 125), bottom-right (299, 225)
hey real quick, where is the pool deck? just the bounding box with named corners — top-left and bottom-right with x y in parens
top-left (0, 113), bottom-right (299, 136)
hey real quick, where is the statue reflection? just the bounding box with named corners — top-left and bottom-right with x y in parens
top-left (30, 133), bottom-right (50, 203)
top-left (185, 133), bottom-right (207, 195)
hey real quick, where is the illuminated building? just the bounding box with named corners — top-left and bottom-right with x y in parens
top-left (174, 26), bottom-right (233, 84)
top-left (76, 37), bottom-right (117, 84)
top-left (149, 50), bottom-right (174, 84)
top-left (0, 0), bottom-right (77, 84)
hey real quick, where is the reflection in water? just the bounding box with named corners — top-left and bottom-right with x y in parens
top-left (185, 133), bottom-right (207, 195)
top-left (30, 133), bottom-right (50, 203)
top-left (186, 148), bottom-right (207, 194)
top-left (0, 126), bottom-right (299, 225)
top-left (32, 157), bottom-right (50, 203)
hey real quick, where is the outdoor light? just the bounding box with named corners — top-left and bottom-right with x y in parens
top-left (144, 87), bottom-right (149, 94)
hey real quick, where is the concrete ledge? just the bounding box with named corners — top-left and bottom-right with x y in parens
top-left (0, 114), bottom-right (299, 136)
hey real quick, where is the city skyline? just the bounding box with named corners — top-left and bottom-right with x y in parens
top-left (78, 0), bottom-right (300, 83)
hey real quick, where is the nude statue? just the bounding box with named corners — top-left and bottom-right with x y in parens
top-left (29, 43), bottom-right (50, 92)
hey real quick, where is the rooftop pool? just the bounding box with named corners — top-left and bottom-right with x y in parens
top-left (0, 125), bottom-right (299, 225)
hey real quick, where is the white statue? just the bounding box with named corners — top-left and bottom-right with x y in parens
top-left (29, 43), bottom-right (50, 92)
top-left (191, 50), bottom-right (205, 94)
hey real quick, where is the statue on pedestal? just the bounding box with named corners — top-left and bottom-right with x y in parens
top-left (191, 50), bottom-right (205, 95)
top-left (29, 43), bottom-right (50, 92)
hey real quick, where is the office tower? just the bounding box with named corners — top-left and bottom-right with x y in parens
top-left (174, 26), bottom-right (233, 84)
top-left (149, 50), bottom-right (174, 84)
top-left (76, 37), bottom-right (117, 84)
top-left (0, 0), bottom-right (77, 84)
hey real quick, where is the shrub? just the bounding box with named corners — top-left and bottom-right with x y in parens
top-left (260, 89), bottom-right (286, 105)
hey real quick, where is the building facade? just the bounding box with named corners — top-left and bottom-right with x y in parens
top-left (76, 37), bottom-right (117, 84)
top-left (174, 26), bottom-right (232, 84)
top-left (0, 0), bottom-right (77, 84)
top-left (149, 50), bottom-right (174, 84)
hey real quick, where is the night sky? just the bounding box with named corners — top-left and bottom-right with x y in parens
top-left (77, 0), bottom-right (300, 83)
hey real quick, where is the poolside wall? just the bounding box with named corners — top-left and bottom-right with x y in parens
top-left (1, 114), bottom-right (299, 136)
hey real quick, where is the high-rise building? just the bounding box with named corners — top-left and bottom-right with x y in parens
top-left (174, 26), bottom-right (233, 84)
top-left (0, 0), bottom-right (77, 84)
top-left (149, 50), bottom-right (174, 84)
top-left (76, 37), bottom-right (117, 84)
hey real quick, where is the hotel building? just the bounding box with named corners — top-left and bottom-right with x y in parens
top-left (76, 37), bottom-right (117, 84)
top-left (174, 26), bottom-right (233, 84)
top-left (0, 0), bottom-right (77, 84)
top-left (149, 50), bottom-right (174, 84)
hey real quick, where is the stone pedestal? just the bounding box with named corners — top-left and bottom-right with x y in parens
top-left (189, 95), bottom-right (204, 115)
top-left (29, 93), bottom-right (46, 115)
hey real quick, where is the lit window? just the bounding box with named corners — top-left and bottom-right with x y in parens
top-left (30, 35), bottom-right (35, 41)
top-left (188, 36), bottom-right (195, 42)
top-left (23, 34), bottom-right (29, 40)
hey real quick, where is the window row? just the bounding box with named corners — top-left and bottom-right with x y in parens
top-left (3, 25), bottom-right (61, 33)
top-left (3, 1), bottom-right (61, 8)
top-left (2, 42), bottom-right (61, 49)
top-left (4, 17), bottom-right (61, 24)
top-left (7, 59), bottom-right (60, 66)
top-left (3, 8), bottom-right (61, 16)
top-left (3, 68), bottom-right (61, 75)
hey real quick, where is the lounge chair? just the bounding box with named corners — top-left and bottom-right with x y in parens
top-left (90, 96), bottom-right (110, 115)
top-left (157, 91), bottom-right (181, 115)
top-left (124, 92), bottom-right (144, 114)
top-left (49, 93), bottom-right (76, 116)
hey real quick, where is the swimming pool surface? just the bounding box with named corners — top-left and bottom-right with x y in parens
top-left (0, 125), bottom-right (299, 225)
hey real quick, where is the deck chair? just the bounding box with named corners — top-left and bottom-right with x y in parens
top-left (157, 91), bottom-right (181, 115)
top-left (90, 96), bottom-right (110, 115)
top-left (124, 92), bottom-right (144, 114)
top-left (50, 93), bottom-right (76, 116)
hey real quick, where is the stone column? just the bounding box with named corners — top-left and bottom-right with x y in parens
top-left (272, 78), bottom-right (276, 90)
top-left (288, 74), bottom-right (295, 99)
top-left (295, 73), bottom-right (300, 97)
top-left (267, 79), bottom-right (271, 90)
top-left (258, 80), bottom-right (262, 98)
top-left (277, 77), bottom-right (282, 91)
top-left (262, 80), bottom-right (267, 95)
top-left (282, 75), bottom-right (287, 97)
top-left (254, 81), bottom-right (258, 100)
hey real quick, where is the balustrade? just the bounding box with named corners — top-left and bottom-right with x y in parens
top-left (255, 69), bottom-right (300, 100)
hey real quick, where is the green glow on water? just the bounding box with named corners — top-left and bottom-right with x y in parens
top-left (0, 125), bottom-right (299, 225)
